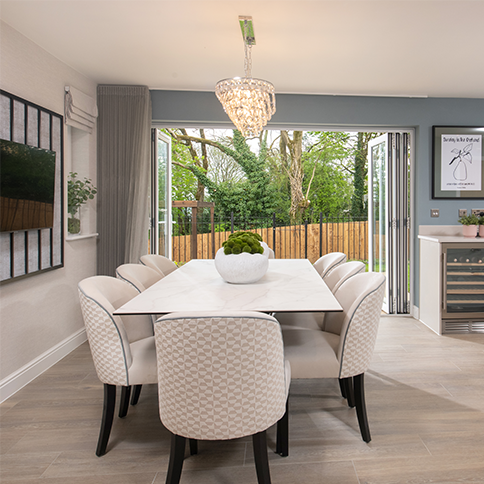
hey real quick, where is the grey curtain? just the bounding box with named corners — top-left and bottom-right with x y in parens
top-left (97, 86), bottom-right (151, 276)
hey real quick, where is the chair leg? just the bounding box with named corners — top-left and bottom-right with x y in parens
top-left (131, 385), bottom-right (142, 405)
top-left (188, 438), bottom-right (198, 455)
top-left (252, 431), bottom-right (272, 484)
top-left (341, 377), bottom-right (355, 408)
top-left (276, 399), bottom-right (289, 457)
top-left (354, 373), bottom-right (371, 443)
top-left (166, 433), bottom-right (186, 484)
top-left (96, 384), bottom-right (116, 457)
top-left (119, 386), bottom-right (131, 418)
top-left (339, 378), bottom-right (347, 399)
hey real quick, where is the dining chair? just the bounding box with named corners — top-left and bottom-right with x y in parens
top-left (140, 254), bottom-right (178, 277)
top-left (324, 260), bottom-right (365, 293)
top-left (116, 263), bottom-right (163, 293)
top-left (154, 311), bottom-right (291, 484)
top-left (313, 252), bottom-right (346, 279)
top-left (276, 260), bottom-right (365, 332)
top-left (78, 275), bottom-right (157, 456)
top-left (281, 272), bottom-right (385, 443)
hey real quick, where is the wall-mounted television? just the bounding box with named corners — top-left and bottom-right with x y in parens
top-left (0, 139), bottom-right (56, 232)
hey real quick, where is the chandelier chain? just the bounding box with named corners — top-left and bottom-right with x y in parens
top-left (244, 42), bottom-right (252, 78)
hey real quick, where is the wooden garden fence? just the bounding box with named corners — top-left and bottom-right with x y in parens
top-left (172, 219), bottom-right (370, 264)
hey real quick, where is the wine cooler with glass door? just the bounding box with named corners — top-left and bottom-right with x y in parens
top-left (443, 244), bottom-right (484, 333)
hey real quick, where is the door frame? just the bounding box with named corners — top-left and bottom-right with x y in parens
top-left (150, 123), bottom-right (415, 315)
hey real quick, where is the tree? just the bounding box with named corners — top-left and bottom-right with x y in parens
top-left (303, 152), bottom-right (353, 219)
top-left (166, 129), bottom-right (277, 220)
top-left (270, 131), bottom-right (355, 222)
top-left (279, 131), bottom-right (312, 221)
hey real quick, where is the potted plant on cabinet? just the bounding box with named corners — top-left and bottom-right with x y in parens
top-left (67, 172), bottom-right (97, 235)
top-left (214, 231), bottom-right (270, 284)
top-left (458, 213), bottom-right (479, 237)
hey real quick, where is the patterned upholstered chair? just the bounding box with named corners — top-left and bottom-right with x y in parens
top-left (140, 254), bottom-right (178, 277)
top-left (78, 276), bottom-right (157, 456)
top-left (154, 311), bottom-right (291, 484)
top-left (313, 252), bottom-right (346, 279)
top-left (281, 273), bottom-right (385, 443)
top-left (116, 263), bottom-right (163, 293)
top-left (276, 261), bottom-right (366, 332)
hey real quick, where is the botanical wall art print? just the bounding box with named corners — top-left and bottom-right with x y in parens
top-left (432, 126), bottom-right (484, 199)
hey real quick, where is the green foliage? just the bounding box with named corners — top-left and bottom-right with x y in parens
top-left (302, 133), bottom-right (353, 218)
top-left (169, 135), bottom-right (199, 201)
top-left (177, 130), bottom-right (278, 220)
top-left (267, 131), bottom-right (355, 221)
top-left (167, 129), bottom-right (377, 223)
top-left (458, 214), bottom-right (480, 225)
top-left (222, 231), bottom-right (264, 255)
top-left (67, 172), bottom-right (97, 216)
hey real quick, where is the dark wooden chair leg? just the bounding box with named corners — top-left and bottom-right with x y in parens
top-left (276, 399), bottom-right (289, 457)
top-left (96, 383), bottom-right (116, 457)
top-left (339, 378), bottom-right (347, 399)
top-left (166, 433), bottom-right (186, 484)
top-left (354, 373), bottom-right (371, 443)
top-left (342, 377), bottom-right (355, 408)
top-left (252, 430), bottom-right (272, 484)
top-left (119, 386), bottom-right (131, 418)
top-left (188, 438), bottom-right (198, 455)
top-left (130, 385), bottom-right (142, 405)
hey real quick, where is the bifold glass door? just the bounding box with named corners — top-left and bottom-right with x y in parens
top-left (150, 129), bottom-right (172, 258)
top-left (368, 133), bottom-right (410, 314)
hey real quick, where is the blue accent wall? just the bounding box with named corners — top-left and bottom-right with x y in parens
top-left (151, 89), bottom-right (484, 307)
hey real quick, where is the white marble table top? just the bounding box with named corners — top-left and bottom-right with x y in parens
top-left (114, 258), bottom-right (342, 315)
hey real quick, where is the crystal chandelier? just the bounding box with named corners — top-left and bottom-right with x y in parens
top-left (215, 16), bottom-right (276, 138)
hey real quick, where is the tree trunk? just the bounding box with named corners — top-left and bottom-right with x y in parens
top-left (281, 131), bottom-right (308, 221)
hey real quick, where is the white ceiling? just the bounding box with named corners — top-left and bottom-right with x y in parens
top-left (1, 0), bottom-right (484, 98)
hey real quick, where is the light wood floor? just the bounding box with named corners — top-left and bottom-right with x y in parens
top-left (1, 317), bottom-right (484, 484)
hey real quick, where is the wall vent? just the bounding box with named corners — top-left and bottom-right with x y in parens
top-left (443, 320), bottom-right (484, 334)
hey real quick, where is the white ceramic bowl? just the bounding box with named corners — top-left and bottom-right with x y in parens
top-left (214, 248), bottom-right (269, 284)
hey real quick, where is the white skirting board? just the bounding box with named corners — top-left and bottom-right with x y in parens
top-left (0, 328), bottom-right (87, 403)
top-left (412, 305), bottom-right (419, 320)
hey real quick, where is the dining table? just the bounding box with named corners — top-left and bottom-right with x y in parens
top-left (114, 258), bottom-right (342, 316)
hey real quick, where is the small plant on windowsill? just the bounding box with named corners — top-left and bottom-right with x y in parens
top-left (67, 172), bottom-right (97, 235)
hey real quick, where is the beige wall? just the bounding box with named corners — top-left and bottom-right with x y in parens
top-left (0, 22), bottom-right (97, 389)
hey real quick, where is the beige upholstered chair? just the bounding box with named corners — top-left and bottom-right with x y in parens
top-left (116, 263), bottom-right (162, 293)
top-left (78, 276), bottom-right (157, 456)
top-left (140, 254), bottom-right (178, 277)
top-left (281, 272), bottom-right (385, 443)
top-left (324, 260), bottom-right (365, 293)
top-left (313, 252), bottom-right (346, 279)
top-left (154, 311), bottom-right (291, 484)
top-left (276, 260), bottom-right (366, 331)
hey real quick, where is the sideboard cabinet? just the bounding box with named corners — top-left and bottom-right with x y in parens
top-left (419, 235), bottom-right (484, 334)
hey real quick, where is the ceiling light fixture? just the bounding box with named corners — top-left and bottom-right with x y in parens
top-left (215, 16), bottom-right (276, 138)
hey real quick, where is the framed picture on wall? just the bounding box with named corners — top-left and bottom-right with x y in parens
top-left (432, 126), bottom-right (484, 199)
